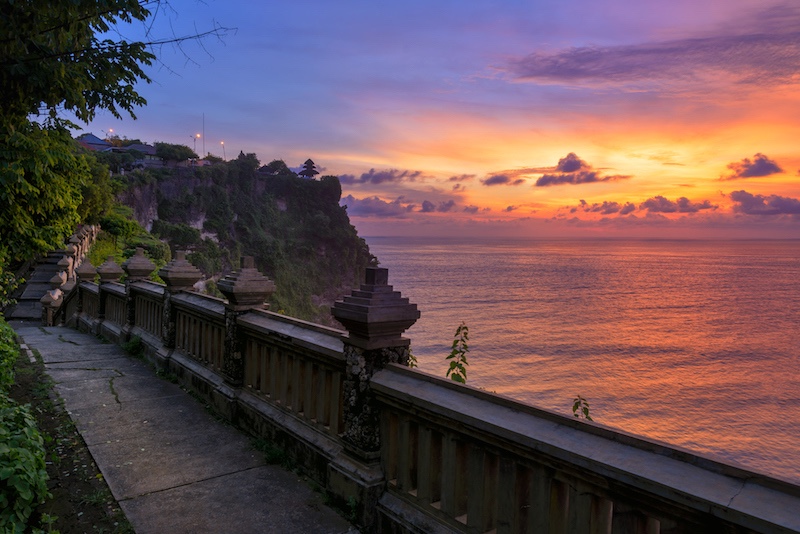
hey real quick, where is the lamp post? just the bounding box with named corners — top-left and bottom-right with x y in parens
top-left (192, 133), bottom-right (200, 154)
top-left (221, 141), bottom-right (226, 161)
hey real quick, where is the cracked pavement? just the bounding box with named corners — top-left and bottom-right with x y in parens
top-left (12, 324), bottom-right (357, 534)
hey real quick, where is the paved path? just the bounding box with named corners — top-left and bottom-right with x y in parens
top-left (12, 323), bottom-right (357, 534)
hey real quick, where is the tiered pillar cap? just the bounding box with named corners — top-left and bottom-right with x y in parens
top-left (332, 267), bottom-right (419, 350)
top-left (122, 247), bottom-right (156, 281)
top-left (75, 260), bottom-right (97, 282)
top-left (97, 256), bottom-right (124, 283)
top-left (158, 251), bottom-right (201, 292)
top-left (217, 256), bottom-right (276, 310)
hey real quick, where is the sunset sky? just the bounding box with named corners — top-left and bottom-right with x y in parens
top-left (84, 0), bottom-right (800, 238)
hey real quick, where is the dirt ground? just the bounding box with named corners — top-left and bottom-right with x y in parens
top-left (10, 349), bottom-right (132, 534)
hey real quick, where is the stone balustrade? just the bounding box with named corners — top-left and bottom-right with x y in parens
top-left (53, 253), bottom-right (800, 534)
top-left (371, 365), bottom-right (800, 533)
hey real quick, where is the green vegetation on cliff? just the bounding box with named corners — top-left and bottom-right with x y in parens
top-left (120, 152), bottom-right (375, 322)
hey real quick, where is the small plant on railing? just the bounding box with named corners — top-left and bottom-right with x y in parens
top-left (572, 394), bottom-right (593, 421)
top-left (407, 347), bottom-right (417, 368)
top-left (445, 322), bottom-right (469, 384)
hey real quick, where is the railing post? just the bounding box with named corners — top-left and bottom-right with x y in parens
top-left (217, 256), bottom-right (275, 387)
top-left (330, 266), bottom-right (419, 528)
top-left (157, 251), bottom-right (201, 349)
top-left (332, 267), bottom-right (420, 457)
top-left (74, 260), bottom-right (96, 317)
top-left (122, 247), bottom-right (156, 336)
top-left (96, 256), bottom-right (123, 322)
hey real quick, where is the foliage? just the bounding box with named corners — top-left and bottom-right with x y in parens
top-left (0, 0), bottom-right (156, 304)
top-left (130, 160), bottom-right (376, 322)
top-left (0, 319), bottom-right (18, 392)
top-left (445, 322), bottom-right (469, 384)
top-left (0, 122), bottom-right (87, 263)
top-left (407, 348), bottom-right (418, 368)
top-left (99, 210), bottom-right (140, 247)
top-left (0, 248), bottom-right (22, 309)
top-left (154, 142), bottom-right (197, 163)
top-left (0, 318), bottom-right (50, 531)
top-left (0, 398), bottom-right (51, 532)
top-left (1, 0), bottom-right (153, 123)
top-left (572, 395), bottom-right (593, 421)
top-left (259, 159), bottom-right (295, 176)
top-left (77, 150), bottom-right (115, 224)
top-left (151, 220), bottom-right (201, 250)
top-left (94, 149), bottom-right (142, 174)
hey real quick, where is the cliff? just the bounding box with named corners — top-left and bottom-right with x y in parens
top-left (116, 154), bottom-right (375, 323)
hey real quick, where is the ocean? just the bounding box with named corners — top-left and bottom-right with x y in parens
top-left (364, 237), bottom-right (800, 484)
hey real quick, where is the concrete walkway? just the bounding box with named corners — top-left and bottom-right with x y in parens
top-left (12, 323), bottom-right (357, 534)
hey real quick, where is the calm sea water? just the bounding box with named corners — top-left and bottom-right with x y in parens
top-left (365, 237), bottom-right (800, 483)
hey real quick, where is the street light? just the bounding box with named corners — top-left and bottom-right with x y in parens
top-left (220, 141), bottom-right (226, 161)
top-left (192, 133), bottom-right (200, 154)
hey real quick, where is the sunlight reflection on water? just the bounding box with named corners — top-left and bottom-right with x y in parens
top-left (366, 237), bottom-right (800, 483)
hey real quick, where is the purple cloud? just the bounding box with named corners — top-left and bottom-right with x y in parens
top-left (532, 153), bottom-right (631, 187)
top-left (482, 174), bottom-right (526, 186)
top-left (508, 17), bottom-right (800, 91)
top-left (571, 199), bottom-right (637, 216)
top-left (463, 205), bottom-right (480, 214)
top-left (729, 190), bottom-right (800, 216)
top-left (448, 174), bottom-right (475, 182)
top-left (341, 195), bottom-right (413, 218)
top-left (420, 199), bottom-right (457, 213)
top-left (339, 168), bottom-right (423, 185)
top-left (639, 196), bottom-right (717, 213)
top-left (721, 153), bottom-right (783, 180)
top-left (556, 153), bottom-right (590, 172)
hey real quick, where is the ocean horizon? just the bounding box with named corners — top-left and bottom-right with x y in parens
top-left (364, 236), bottom-right (800, 484)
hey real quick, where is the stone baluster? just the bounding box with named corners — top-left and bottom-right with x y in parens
top-left (158, 251), bottom-right (201, 349)
top-left (69, 234), bottom-right (83, 263)
top-left (61, 246), bottom-right (76, 280)
top-left (332, 267), bottom-right (420, 459)
top-left (96, 256), bottom-right (123, 321)
top-left (74, 260), bottom-right (97, 316)
top-left (217, 256), bottom-right (276, 387)
top-left (49, 270), bottom-right (67, 289)
top-left (122, 247), bottom-right (156, 335)
top-left (40, 289), bottom-right (63, 326)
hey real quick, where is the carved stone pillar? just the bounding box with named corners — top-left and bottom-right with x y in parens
top-left (74, 260), bottom-right (97, 315)
top-left (122, 247), bottom-right (156, 332)
top-left (157, 251), bottom-right (201, 349)
top-left (96, 256), bottom-right (123, 320)
top-left (217, 256), bottom-right (275, 387)
top-left (332, 267), bottom-right (420, 460)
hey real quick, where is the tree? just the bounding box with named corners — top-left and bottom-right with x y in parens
top-left (259, 159), bottom-right (296, 176)
top-left (0, 1), bottom-right (229, 302)
top-left (298, 158), bottom-right (319, 179)
top-left (154, 142), bottom-right (198, 163)
top-left (1, 0), bottom-right (155, 292)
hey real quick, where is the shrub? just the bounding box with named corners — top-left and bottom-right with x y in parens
top-left (0, 398), bottom-right (50, 531)
top-left (0, 319), bottom-right (18, 392)
top-left (0, 318), bottom-right (49, 532)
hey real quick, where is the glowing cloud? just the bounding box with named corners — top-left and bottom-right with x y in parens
top-left (534, 153), bottom-right (632, 187)
top-left (639, 196), bottom-right (717, 213)
top-left (721, 153), bottom-right (783, 180)
top-left (339, 168), bottom-right (424, 185)
top-left (508, 13), bottom-right (800, 93)
top-left (481, 174), bottom-right (526, 186)
top-left (729, 190), bottom-right (800, 215)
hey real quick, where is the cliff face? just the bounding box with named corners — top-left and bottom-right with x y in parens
top-left (118, 156), bottom-right (375, 323)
